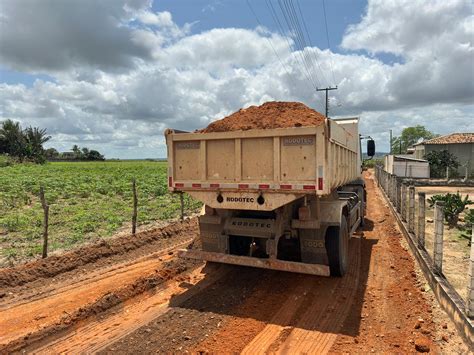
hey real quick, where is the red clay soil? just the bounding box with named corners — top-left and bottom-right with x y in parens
top-left (0, 218), bottom-right (197, 289)
top-left (199, 101), bottom-right (326, 133)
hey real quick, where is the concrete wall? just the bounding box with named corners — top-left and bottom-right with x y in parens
top-left (421, 143), bottom-right (474, 176)
top-left (393, 161), bottom-right (430, 178)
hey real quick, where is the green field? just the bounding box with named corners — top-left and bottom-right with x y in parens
top-left (0, 161), bottom-right (201, 265)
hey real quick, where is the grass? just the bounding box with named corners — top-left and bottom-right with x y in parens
top-left (0, 161), bottom-right (201, 264)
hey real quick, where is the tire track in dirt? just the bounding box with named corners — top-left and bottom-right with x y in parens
top-left (273, 235), bottom-right (360, 354)
top-left (0, 238), bottom-right (199, 353)
top-left (0, 238), bottom-right (193, 311)
top-left (240, 236), bottom-right (360, 354)
top-left (26, 264), bottom-right (231, 354)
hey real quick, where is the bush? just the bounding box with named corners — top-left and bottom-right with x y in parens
top-left (425, 150), bottom-right (459, 178)
top-left (427, 192), bottom-right (472, 227)
top-left (465, 209), bottom-right (474, 229)
top-left (363, 158), bottom-right (383, 169)
top-left (0, 154), bottom-right (14, 167)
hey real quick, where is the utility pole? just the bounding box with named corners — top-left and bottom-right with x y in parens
top-left (389, 129), bottom-right (393, 154)
top-left (316, 86), bottom-right (337, 118)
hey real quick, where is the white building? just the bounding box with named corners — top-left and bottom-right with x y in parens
top-left (384, 155), bottom-right (430, 178)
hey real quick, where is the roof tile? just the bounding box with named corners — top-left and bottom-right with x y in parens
top-left (418, 133), bottom-right (474, 145)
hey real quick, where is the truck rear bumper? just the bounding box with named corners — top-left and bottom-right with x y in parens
top-left (178, 249), bottom-right (330, 276)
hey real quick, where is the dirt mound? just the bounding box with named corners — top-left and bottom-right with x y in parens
top-left (199, 101), bottom-right (326, 133)
top-left (0, 219), bottom-right (197, 289)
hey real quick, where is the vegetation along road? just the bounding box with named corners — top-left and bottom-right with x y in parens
top-left (0, 171), bottom-right (469, 353)
top-left (0, 161), bottom-right (201, 265)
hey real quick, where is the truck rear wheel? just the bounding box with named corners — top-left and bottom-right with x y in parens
top-left (325, 217), bottom-right (349, 277)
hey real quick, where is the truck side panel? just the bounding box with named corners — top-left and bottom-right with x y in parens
top-left (165, 120), bottom-right (359, 200)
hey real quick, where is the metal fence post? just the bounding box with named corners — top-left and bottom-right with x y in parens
top-left (417, 192), bottom-right (425, 249)
top-left (433, 201), bottom-right (445, 275)
top-left (467, 227), bottom-right (474, 319)
top-left (408, 186), bottom-right (415, 234)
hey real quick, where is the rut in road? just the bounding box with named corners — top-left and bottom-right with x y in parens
top-left (26, 264), bottom-right (231, 354)
top-left (0, 234), bottom-right (199, 353)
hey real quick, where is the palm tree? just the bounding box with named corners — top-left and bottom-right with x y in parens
top-left (0, 119), bottom-right (26, 160)
top-left (72, 144), bottom-right (82, 159)
top-left (24, 126), bottom-right (51, 162)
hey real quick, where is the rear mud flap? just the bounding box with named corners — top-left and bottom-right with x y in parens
top-left (178, 249), bottom-right (330, 276)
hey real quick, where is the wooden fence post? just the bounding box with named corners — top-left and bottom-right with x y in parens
top-left (433, 201), bottom-right (444, 275)
top-left (132, 179), bottom-right (138, 235)
top-left (39, 186), bottom-right (49, 259)
top-left (408, 186), bottom-right (415, 234)
top-left (417, 192), bottom-right (426, 249)
top-left (467, 227), bottom-right (474, 319)
top-left (180, 192), bottom-right (184, 221)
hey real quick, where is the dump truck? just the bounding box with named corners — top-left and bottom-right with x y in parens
top-left (165, 117), bottom-right (374, 276)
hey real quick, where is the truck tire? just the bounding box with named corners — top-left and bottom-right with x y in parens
top-left (325, 217), bottom-right (349, 277)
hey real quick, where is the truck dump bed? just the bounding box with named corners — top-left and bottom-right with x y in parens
top-left (165, 119), bottom-right (359, 211)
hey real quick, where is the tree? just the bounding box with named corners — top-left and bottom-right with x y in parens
top-left (425, 150), bottom-right (459, 178)
top-left (24, 126), bottom-right (51, 163)
top-left (391, 126), bottom-right (437, 154)
top-left (65, 145), bottom-right (104, 161)
top-left (0, 119), bottom-right (26, 160)
top-left (0, 120), bottom-right (51, 163)
top-left (86, 149), bottom-right (105, 161)
top-left (81, 147), bottom-right (89, 158)
top-left (45, 147), bottom-right (59, 159)
top-left (72, 145), bottom-right (82, 159)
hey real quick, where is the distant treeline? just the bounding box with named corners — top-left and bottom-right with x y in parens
top-left (0, 119), bottom-right (104, 164)
top-left (45, 145), bottom-right (104, 161)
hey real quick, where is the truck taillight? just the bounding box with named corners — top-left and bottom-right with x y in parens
top-left (168, 176), bottom-right (172, 187)
top-left (318, 178), bottom-right (323, 190)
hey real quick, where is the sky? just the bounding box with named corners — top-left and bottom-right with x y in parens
top-left (0, 0), bottom-right (473, 158)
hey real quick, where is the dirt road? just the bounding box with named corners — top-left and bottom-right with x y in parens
top-left (0, 172), bottom-right (469, 353)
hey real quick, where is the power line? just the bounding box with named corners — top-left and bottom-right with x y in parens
top-left (322, 0), bottom-right (337, 86)
top-left (265, 0), bottom-right (317, 93)
top-left (246, 0), bottom-right (297, 90)
top-left (277, 0), bottom-right (318, 90)
top-left (295, 0), bottom-right (328, 86)
top-left (285, 0), bottom-right (321, 87)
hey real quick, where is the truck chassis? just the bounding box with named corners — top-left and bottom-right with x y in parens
top-left (180, 179), bottom-right (365, 277)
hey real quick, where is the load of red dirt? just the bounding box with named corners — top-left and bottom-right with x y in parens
top-left (199, 101), bottom-right (326, 133)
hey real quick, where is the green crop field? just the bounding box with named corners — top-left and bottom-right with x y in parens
top-left (0, 161), bottom-right (201, 265)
